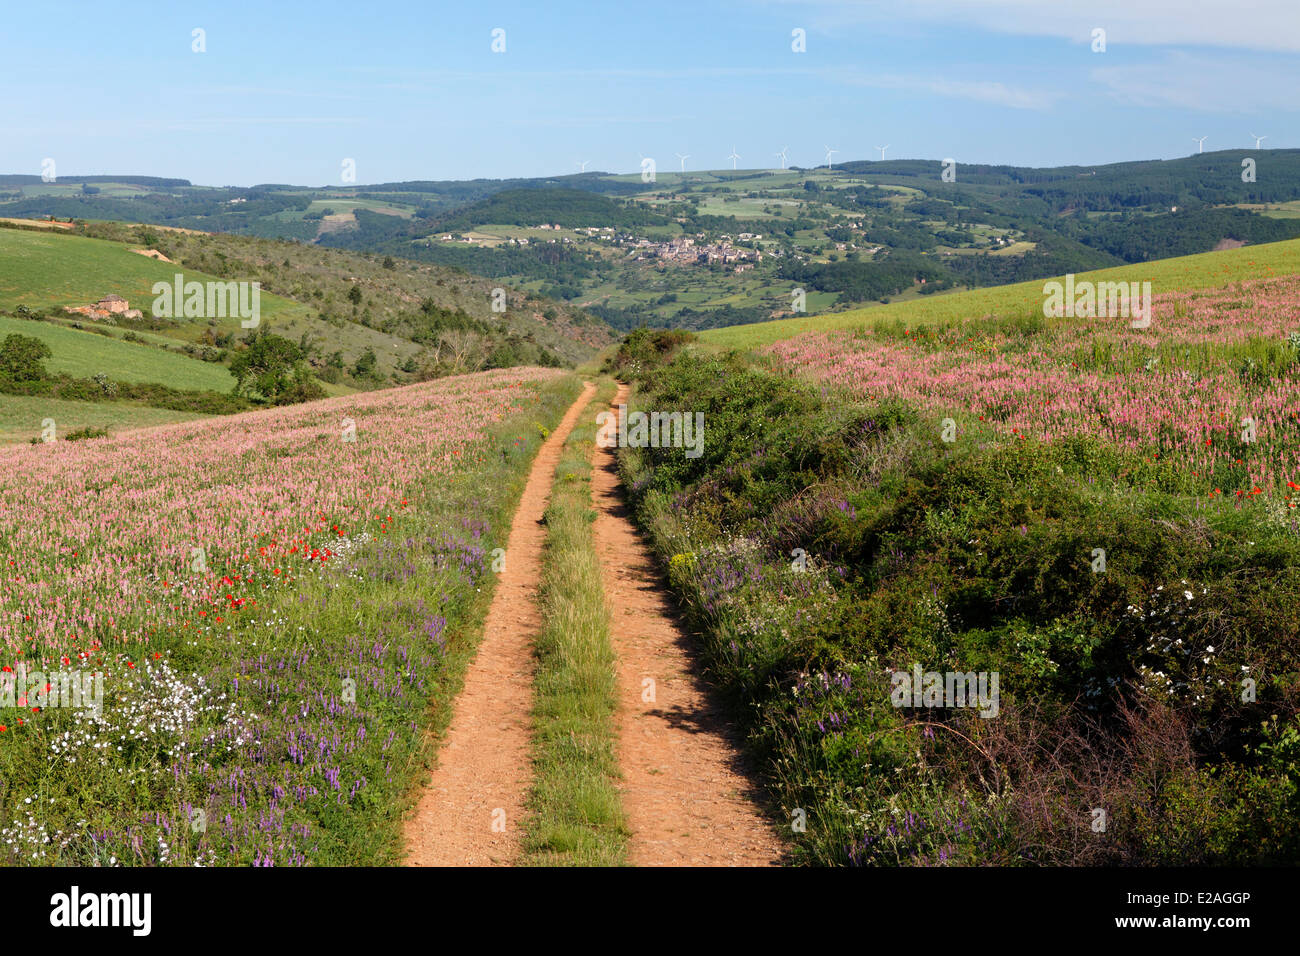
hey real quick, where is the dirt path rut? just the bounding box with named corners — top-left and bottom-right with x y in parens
top-left (405, 382), bottom-right (596, 866)
top-left (591, 385), bottom-right (783, 866)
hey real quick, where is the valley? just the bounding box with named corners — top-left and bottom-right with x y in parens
top-left (9, 151), bottom-right (1300, 335)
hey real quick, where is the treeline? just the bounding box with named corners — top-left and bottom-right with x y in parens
top-left (833, 151), bottom-right (1300, 211)
top-left (0, 190), bottom-right (311, 231)
top-left (780, 252), bottom-right (948, 302)
top-left (365, 236), bottom-right (603, 284)
top-left (435, 188), bottom-right (668, 231)
top-left (585, 301), bottom-right (775, 332)
top-left (0, 175), bottom-right (191, 187)
top-left (1063, 207), bottom-right (1300, 262)
top-left (944, 232), bottom-right (1121, 287)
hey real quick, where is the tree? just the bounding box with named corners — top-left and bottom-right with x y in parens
top-left (352, 347), bottom-right (377, 378)
top-left (0, 334), bottom-right (53, 383)
top-left (440, 330), bottom-right (486, 374)
top-left (229, 329), bottom-right (306, 400)
top-left (347, 285), bottom-right (363, 308)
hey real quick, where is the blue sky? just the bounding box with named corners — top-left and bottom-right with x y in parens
top-left (3, 0), bottom-right (1297, 186)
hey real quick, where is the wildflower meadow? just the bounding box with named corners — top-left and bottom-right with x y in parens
top-left (763, 274), bottom-right (1300, 505)
top-left (0, 368), bottom-right (574, 865)
top-left (612, 324), bottom-right (1300, 866)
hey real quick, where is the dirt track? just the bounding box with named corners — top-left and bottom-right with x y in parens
top-left (406, 381), bottom-right (780, 866)
top-left (590, 385), bottom-right (781, 866)
top-left (405, 382), bottom-right (596, 866)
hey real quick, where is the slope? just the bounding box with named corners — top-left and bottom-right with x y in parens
top-left (701, 236), bottom-right (1300, 350)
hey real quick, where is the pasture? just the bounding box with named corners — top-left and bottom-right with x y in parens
top-left (0, 228), bottom-right (309, 327)
top-left (0, 314), bottom-right (235, 391)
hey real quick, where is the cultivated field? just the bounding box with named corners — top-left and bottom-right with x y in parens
top-left (0, 395), bottom-right (205, 444)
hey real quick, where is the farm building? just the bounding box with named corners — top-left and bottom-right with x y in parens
top-left (96, 294), bottom-right (130, 313)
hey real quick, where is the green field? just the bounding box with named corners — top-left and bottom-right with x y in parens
top-left (701, 237), bottom-right (1300, 349)
top-left (1239, 201), bottom-right (1300, 220)
top-left (694, 196), bottom-right (784, 219)
top-left (305, 198), bottom-right (413, 218)
top-left (0, 229), bottom-right (310, 327)
top-left (8, 182), bottom-right (155, 199)
top-left (0, 394), bottom-right (206, 444)
top-left (0, 314), bottom-right (235, 390)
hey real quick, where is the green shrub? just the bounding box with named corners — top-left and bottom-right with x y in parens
top-left (63, 425), bottom-right (109, 442)
top-left (0, 333), bottom-right (52, 382)
top-left (618, 349), bottom-right (1300, 865)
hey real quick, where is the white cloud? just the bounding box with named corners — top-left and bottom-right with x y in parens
top-left (835, 70), bottom-right (1060, 109)
top-left (777, 0), bottom-right (1300, 53)
top-left (1090, 50), bottom-right (1300, 113)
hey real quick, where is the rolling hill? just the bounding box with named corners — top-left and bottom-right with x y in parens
top-left (7, 153), bottom-right (1300, 334)
top-left (0, 219), bottom-right (615, 442)
top-left (701, 235), bottom-right (1300, 349)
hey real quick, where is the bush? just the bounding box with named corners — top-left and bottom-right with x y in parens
top-left (604, 327), bottom-right (695, 375)
top-left (272, 375), bottom-right (327, 406)
top-left (230, 329), bottom-right (310, 401)
top-left (617, 349), bottom-right (1300, 865)
top-left (64, 426), bottom-right (109, 442)
top-left (0, 333), bottom-right (52, 383)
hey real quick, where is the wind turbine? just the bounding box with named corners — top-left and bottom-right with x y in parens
top-left (875, 144), bottom-right (890, 161)
top-left (675, 153), bottom-right (690, 172)
top-left (577, 160), bottom-right (591, 172)
top-left (824, 145), bottom-right (838, 169)
top-left (1251, 133), bottom-right (1267, 149)
top-left (1192, 136), bottom-right (1207, 154)
top-left (774, 146), bottom-right (788, 170)
top-left (727, 146), bottom-right (740, 170)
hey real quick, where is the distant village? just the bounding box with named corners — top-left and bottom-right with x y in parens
top-left (436, 224), bottom-right (774, 272)
top-left (626, 235), bottom-right (766, 271)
